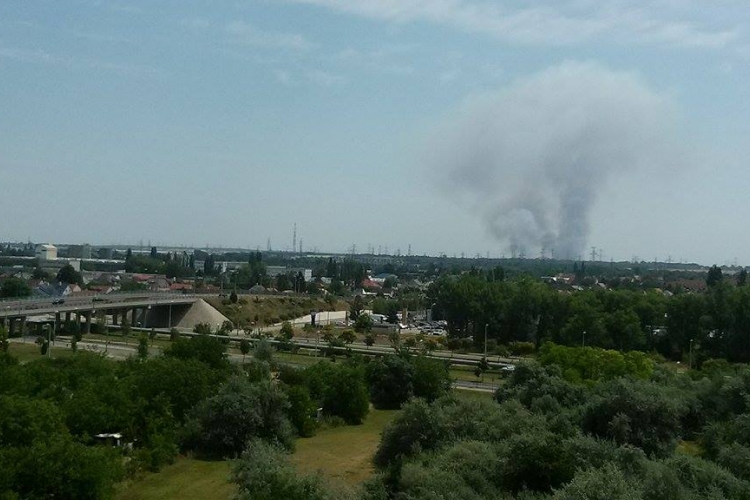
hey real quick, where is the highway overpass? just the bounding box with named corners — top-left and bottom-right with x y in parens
top-left (0, 292), bottom-right (203, 337)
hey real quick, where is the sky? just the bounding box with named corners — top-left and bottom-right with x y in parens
top-left (1, 1), bottom-right (749, 265)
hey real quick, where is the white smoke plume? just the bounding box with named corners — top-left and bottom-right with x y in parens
top-left (431, 62), bottom-right (676, 259)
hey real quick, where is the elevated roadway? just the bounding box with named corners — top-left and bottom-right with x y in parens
top-left (0, 292), bottom-right (202, 336)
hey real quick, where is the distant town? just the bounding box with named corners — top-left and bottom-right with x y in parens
top-left (0, 240), bottom-right (735, 302)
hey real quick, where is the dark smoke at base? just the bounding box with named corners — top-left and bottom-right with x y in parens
top-left (431, 62), bottom-right (676, 259)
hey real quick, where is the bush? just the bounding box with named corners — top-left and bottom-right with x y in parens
top-left (254, 338), bottom-right (275, 363)
top-left (163, 335), bottom-right (229, 371)
top-left (552, 463), bottom-right (640, 500)
top-left (285, 385), bottom-right (317, 438)
top-left (232, 439), bottom-right (330, 500)
top-left (582, 378), bottom-right (685, 458)
top-left (182, 377), bottom-right (294, 459)
top-left (509, 341), bottom-right (536, 356)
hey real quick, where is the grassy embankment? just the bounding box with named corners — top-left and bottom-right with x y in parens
top-left (207, 295), bottom-right (348, 328)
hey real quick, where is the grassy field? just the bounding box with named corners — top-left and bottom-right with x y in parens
top-left (274, 350), bottom-right (329, 366)
top-left (449, 364), bottom-right (504, 384)
top-left (452, 388), bottom-right (497, 402)
top-left (115, 458), bottom-right (235, 500)
top-left (8, 341), bottom-right (75, 362)
top-left (114, 409), bottom-right (397, 499)
top-left (291, 408), bottom-right (398, 487)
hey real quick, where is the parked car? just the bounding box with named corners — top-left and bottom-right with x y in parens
top-left (52, 298), bottom-right (65, 305)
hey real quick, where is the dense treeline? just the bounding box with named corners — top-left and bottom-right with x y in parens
top-left (239, 348), bottom-right (750, 500)
top-left (428, 272), bottom-right (750, 364)
top-left (0, 335), bottom-right (451, 499)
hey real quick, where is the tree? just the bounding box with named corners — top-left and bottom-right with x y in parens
top-left (329, 279), bottom-right (345, 296)
top-left (367, 355), bottom-right (414, 409)
top-left (707, 265), bottom-right (724, 288)
top-left (31, 267), bottom-right (50, 280)
top-left (284, 385), bottom-right (317, 438)
top-left (164, 335), bottom-right (229, 371)
top-left (275, 273), bottom-right (291, 291)
top-left (279, 322), bottom-right (294, 341)
top-left (0, 326), bottom-right (8, 353)
top-left (374, 398), bottom-right (442, 469)
top-left (232, 439), bottom-right (328, 500)
top-left (254, 338), bottom-right (275, 363)
top-left (120, 317), bottom-right (131, 337)
top-left (350, 295), bottom-right (364, 321)
top-left (36, 336), bottom-right (49, 355)
top-left (0, 395), bottom-right (68, 448)
top-left (339, 329), bottom-right (357, 345)
top-left (182, 377), bottom-right (294, 458)
top-left (364, 332), bottom-right (376, 348)
top-left (240, 339), bottom-right (251, 361)
top-left (294, 272), bottom-right (306, 294)
top-left (137, 334), bottom-right (149, 360)
top-left (56, 264), bottom-right (83, 286)
top-left (193, 322), bottom-right (212, 335)
top-left (738, 269), bottom-right (748, 287)
top-left (582, 378), bottom-right (685, 458)
top-left (321, 363), bottom-right (369, 424)
top-left (4, 436), bottom-right (123, 500)
top-left (0, 277), bottom-right (31, 298)
top-left (354, 313), bottom-right (373, 333)
top-left (128, 357), bottom-right (224, 423)
top-left (411, 356), bottom-right (451, 402)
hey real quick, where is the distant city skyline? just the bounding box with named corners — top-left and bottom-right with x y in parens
top-left (2, 2), bottom-right (749, 265)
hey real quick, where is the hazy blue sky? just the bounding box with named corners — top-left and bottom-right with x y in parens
top-left (2, 1), bottom-right (749, 264)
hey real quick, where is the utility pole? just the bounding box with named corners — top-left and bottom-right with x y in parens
top-left (292, 223), bottom-right (297, 255)
top-left (484, 323), bottom-right (488, 358)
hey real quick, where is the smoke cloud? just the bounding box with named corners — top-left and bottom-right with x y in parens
top-left (432, 62), bottom-right (675, 259)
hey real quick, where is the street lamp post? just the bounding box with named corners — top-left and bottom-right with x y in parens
top-left (582, 330), bottom-right (586, 348)
top-left (689, 338), bottom-right (694, 370)
top-left (51, 310), bottom-right (57, 358)
top-left (484, 323), bottom-right (488, 358)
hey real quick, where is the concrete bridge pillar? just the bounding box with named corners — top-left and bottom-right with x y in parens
top-left (85, 311), bottom-right (92, 334)
top-left (54, 312), bottom-right (61, 336)
top-left (112, 310), bottom-right (118, 325)
top-left (7, 318), bottom-right (15, 336)
top-left (19, 316), bottom-right (26, 337)
top-left (131, 308), bottom-right (137, 326)
top-left (65, 312), bottom-right (71, 323)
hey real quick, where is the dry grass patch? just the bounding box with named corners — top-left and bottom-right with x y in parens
top-left (291, 408), bottom-right (398, 486)
top-left (115, 457), bottom-right (235, 500)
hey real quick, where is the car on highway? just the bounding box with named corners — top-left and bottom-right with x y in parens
top-left (52, 298), bottom-right (65, 305)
